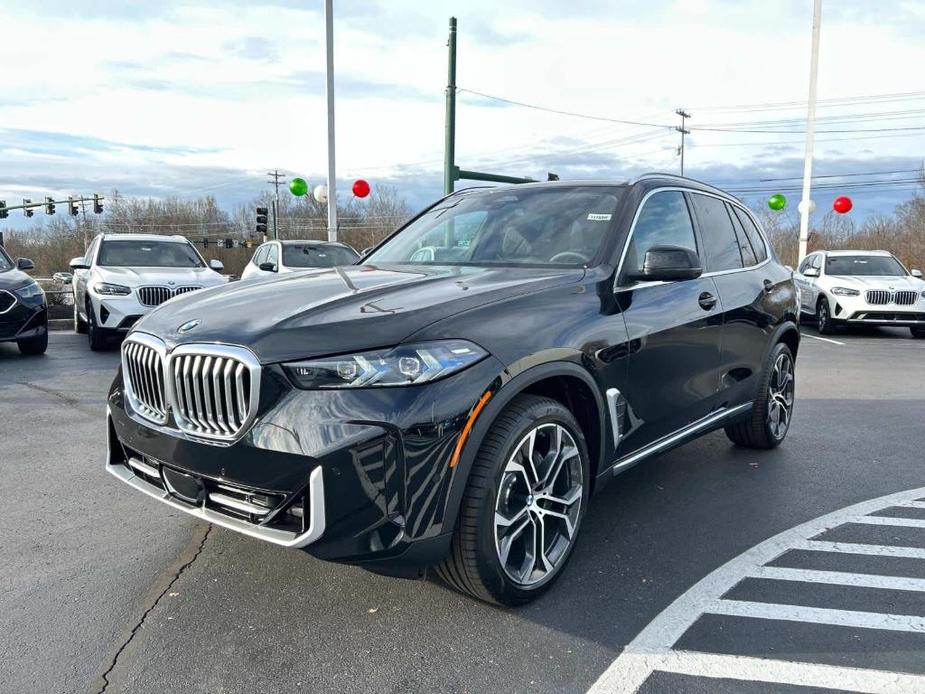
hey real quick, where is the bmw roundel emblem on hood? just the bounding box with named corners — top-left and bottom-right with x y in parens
top-left (177, 319), bottom-right (201, 334)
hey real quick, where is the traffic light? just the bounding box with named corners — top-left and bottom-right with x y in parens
top-left (224, 238), bottom-right (233, 249)
top-left (45, 197), bottom-right (55, 215)
top-left (255, 207), bottom-right (268, 235)
top-left (68, 196), bottom-right (79, 216)
top-left (92, 194), bottom-right (103, 214)
top-left (0, 201), bottom-right (7, 219)
top-left (23, 199), bottom-right (34, 218)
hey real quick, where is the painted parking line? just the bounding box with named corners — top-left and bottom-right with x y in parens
top-left (587, 487), bottom-right (925, 694)
top-left (800, 332), bottom-right (846, 346)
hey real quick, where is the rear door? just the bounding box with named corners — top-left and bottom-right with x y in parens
top-left (615, 189), bottom-right (724, 454)
top-left (689, 193), bottom-right (776, 409)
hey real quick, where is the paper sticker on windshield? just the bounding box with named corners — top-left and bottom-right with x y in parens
top-left (587, 213), bottom-right (612, 221)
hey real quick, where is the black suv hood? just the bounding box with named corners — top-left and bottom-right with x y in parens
top-left (136, 263), bottom-right (583, 363)
top-left (0, 267), bottom-right (35, 291)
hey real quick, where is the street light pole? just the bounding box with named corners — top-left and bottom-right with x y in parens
top-left (798, 0), bottom-right (823, 264)
top-left (444, 17), bottom-right (457, 196)
top-left (324, 0), bottom-right (338, 243)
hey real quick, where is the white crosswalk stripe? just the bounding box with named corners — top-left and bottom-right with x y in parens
top-left (587, 487), bottom-right (925, 694)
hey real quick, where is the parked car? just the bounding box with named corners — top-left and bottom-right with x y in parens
top-left (105, 175), bottom-right (799, 605)
top-left (240, 240), bottom-right (360, 280)
top-left (0, 245), bottom-right (48, 355)
top-left (795, 249), bottom-right (925, 338)
top-left (70, 233), bottom-right (228, 350)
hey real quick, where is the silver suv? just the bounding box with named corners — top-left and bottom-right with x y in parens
top-left (70, 234), bottom-right (227, 350)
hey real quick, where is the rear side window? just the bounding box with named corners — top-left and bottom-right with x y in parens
top-left (732, 207), bottom-right (768, 263)
top-left (690, 193), bottom-right (742, 272)
top-left (726, 203), bottom-right (758, 266)
top-left (625, 191), bottom-right (697, 274)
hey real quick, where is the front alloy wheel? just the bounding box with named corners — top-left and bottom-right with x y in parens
top-left (816, 298), bottom-right (834, 335)
top-left (437, 394), bottom-right (590, 606)
top-left (494, 423), bottom-right (583, 587)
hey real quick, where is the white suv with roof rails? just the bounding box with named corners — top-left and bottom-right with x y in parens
top-left (69, 233), bottom-right (228, 350)
top-left (795, 249), bottom-right (925, 338)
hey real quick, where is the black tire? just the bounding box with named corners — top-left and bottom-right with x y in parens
top-left (911, 327), bottom-right (925, 339)
top-left (17, 328), bottom-right (48, 356)
top-left (725, 342), bottom-right (795, 450)
top-left (436, 394), bottom-right (590, 606)
top-left (74, 299), bottom-right (88, 334)
top-left (816, 297), bottom-right (837, 335)
top-left (87, 301), bottom-right (108, 351)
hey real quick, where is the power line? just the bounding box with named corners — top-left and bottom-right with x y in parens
top-left (691, 90), bottom-right (925, 113)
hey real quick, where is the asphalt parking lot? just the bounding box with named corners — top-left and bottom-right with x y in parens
top-left (2, 326), bottom-right (924, 694)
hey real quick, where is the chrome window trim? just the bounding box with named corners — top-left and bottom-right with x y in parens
top-left (0, 289), bottom-right (17, 315)
top-left (121, 332), bottom-right (170, 426)
top-left (614, 186), bottom-right (772, 293)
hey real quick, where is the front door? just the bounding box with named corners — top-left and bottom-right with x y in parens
top-left (614, 190), bottom-right (723, 455)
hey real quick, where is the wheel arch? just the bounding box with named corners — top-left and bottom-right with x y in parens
top-left (441, 360), bottom-right (607, 536)
top-left (769, 320), bottom-right (801, 360)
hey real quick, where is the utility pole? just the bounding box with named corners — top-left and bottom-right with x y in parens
top-left (324, 0), bottom-right (338, 243)
top-left (675, 109), bottom-right (691, 176)
top-left (798, 0), bottom-right (823, 264)
top-left (444, 17), bottom-right (458, 195)
top-left (267, 169), bottom-right (285, 239)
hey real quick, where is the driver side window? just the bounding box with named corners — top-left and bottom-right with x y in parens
top-left (626, 191), bottom-right (697, 273)
top-left (253, 245), bottom-right (268, 266)
top-left (266, 244), bottom-right (279, 268)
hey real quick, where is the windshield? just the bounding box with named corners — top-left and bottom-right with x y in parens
top-left (97, 240), bottom-right (204, 268)
top-left (0, 246), bottom-right (11, 271)
top-left (825, 255), bottom-right (906, 277)
top-left (365, 185), bottom-right (625, 267)
top-left (283, 244), bottom-right (359, 268)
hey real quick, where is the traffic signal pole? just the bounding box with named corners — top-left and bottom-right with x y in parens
top-left (444, 17), bottom-right (457, 195)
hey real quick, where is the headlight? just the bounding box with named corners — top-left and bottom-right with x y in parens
top-left (831, 286), bottom-right (860, 297)
top-left (14, 282), bottom-right (45, 300)
top-left (284, 340), bottom-right (488, 389)
top-left (93, 282), bottom-right (131, 296)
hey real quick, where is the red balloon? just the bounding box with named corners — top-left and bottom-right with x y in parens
top-left (833, 196), bottom-right (853, 214)
top-left (352, 179), bottom-right (370, 198)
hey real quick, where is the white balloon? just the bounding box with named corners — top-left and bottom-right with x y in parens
top-left (313, 184), bottom-right (328, 203)
top-left (797, 199), bottom-right (816, 214)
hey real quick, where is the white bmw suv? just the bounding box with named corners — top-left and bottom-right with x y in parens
top-left (70, 233), bottom-right (228, 350)
top-left (795, 249), bottom-right (925, 338)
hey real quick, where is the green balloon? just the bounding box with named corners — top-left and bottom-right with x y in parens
top-left (289, 177), bottom-right (308, 197)
top-left (768, 194), bottom-right (787, 211)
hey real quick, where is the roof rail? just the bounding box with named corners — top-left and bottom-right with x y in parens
top-left (632, 172), bottom-right (736, 199)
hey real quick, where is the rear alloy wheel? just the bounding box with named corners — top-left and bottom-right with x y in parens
top-left (436, 395), bottom-right (590, 606)
top-left (725, 342), bottom-right (795, 450)
top-left (816, 298), bottom-right (836, 335)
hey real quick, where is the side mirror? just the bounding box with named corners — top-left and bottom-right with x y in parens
top-left (69, 257), bottom-right (89, 270)
top-left (911, 269), bottom-right (923, 278)
top-left (803, 267), bottom-right (820, 278)
top-left (624, 245), bottom-right (702, 283)
top-left (16, 257), bottom-right (35, 271)
top-left (259, 262), bottom-right (278, 273)
top-left (209, 258), bottom-right (224, 272)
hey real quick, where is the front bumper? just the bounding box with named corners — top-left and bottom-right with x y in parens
top-left (828, 294), bottom-right (925, 326)
top-left (107, 354), bottom-right (504, 566)
top-left (89, 293), bottom-right (150, 331)
top-left (0, 294), bottom-right (47, 343)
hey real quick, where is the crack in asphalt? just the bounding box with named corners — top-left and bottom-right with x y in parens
top-left (94, 524), bottom-right (213, 694)
top-left (17, 381), bottom-right (101, 417)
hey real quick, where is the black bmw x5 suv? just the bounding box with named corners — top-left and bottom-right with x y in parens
top-left (106, 174), bottom-right (799, 605)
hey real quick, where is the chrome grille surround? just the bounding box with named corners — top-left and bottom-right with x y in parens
top-left (0, 289), bottom-right (16, 314)
top-left (120, 334), bottom-right (261, 443)
top-left (138, 285), bottom-right (203, 307)
top-left (166, 343), bottom-right (261, 442)
top-left (121, 332), bottom-right (169, 425)
top-left (895, 290), bottom-right (917, 306)
top-left (866, 289), bottom-right (889, 305)
top-left (866, 289), bottom-right (918, 306)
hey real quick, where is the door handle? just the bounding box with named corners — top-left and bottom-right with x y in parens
top-left (698, 292), bottom-right (717, 311)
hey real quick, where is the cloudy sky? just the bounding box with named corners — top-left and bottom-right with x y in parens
top-left (1, 0), bottom-right (923, 230)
